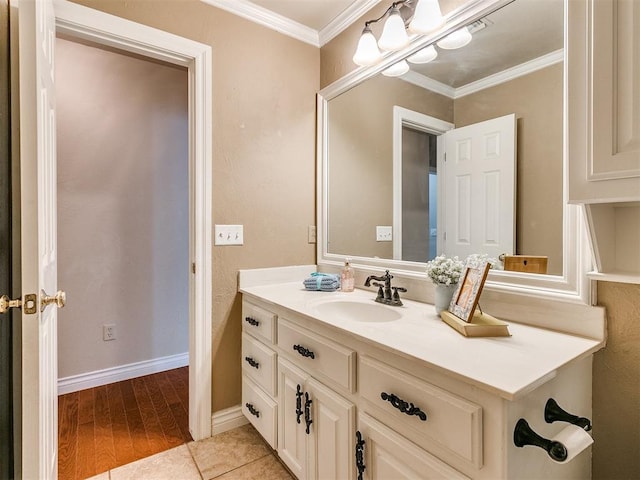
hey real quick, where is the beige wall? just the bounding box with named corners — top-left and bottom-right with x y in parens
top-left (593, 282), bottom-right (640, 479)
top-left (455, 64), bottom-right (563, 275)
top-left (56, 37), bottom-right (190, 378)
top-left (69, 0), bottom-right (319, 411)
top-left (322, 6), bottom-right (639, 478)
top-left (328, 75), bottom-right (452, 258)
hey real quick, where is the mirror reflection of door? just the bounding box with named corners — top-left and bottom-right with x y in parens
top-left (393, 107), bottom-right (453, 262)
top-left (394, 109), bottom-right (516, 263)
top-left (443, 113), bottom-right (516, 260)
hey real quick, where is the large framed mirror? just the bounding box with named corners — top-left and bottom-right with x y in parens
top-left (317, 0), bottom-right (592, 302)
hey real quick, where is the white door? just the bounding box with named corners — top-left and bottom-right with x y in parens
top-left (443, 114), bottom-right (516, 260)
top-left (306, 378), bottom-right (355, 480)
top-left (278, 358), bottom-right (309, 480)
top-left (357, 413), bottom-right (469, 480)
top-left (16, 0), bottom-right (61, 478)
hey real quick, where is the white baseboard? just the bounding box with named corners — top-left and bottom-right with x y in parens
top-left (211, 405), bottom-right (248, 436)
top-left (57, 352), bottom-right (189, 395)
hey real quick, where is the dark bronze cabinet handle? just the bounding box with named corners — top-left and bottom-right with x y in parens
top-left (295, 384), bottom-right (303, 424)
top-left (293, 344), bottom-right (315, 359)
top-left (380, 392), bottom-right (427, 421)
top-left (304, 392), bottom-right (313, 434)
top-left (244, 356), bottom-right (259, 369)
top-left (355, 430), bottom-right (366, 480)
top-left (245, 402), bottom-right (260, 418)
top-left (245, 316), bottom-right (260, 327)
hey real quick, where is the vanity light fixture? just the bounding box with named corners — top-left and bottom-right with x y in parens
top-left (382, 59), bottom-right (410, 77)
top-left (436, 26), bottom-right (472, 49)
top-left (407, 44), bottom-right (438, 64)
top-left (353, 0), bottom-right (444, 67)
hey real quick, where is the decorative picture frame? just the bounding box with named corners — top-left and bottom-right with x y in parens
top-left (448, 262), bottom-right (491, 322)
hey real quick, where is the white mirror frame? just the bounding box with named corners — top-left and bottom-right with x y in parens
top-left (317, 0), bottom-right (593, 304)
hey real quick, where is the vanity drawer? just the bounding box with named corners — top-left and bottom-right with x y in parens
top-left (242, 300), bottom-right (277, 344)
top-left (242, 376), bottom-right (277, 449)
top-left (359, 356), bottom-right (483, 468)
top-left (277, 317), bottom-right (356, 393)
top-left (242, 332), bottom-right (277, 396)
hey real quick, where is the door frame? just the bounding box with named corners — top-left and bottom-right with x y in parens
top-left (392, 106), bottom-right (453, 261)
top-left (54, 0), bottom-right (213, 441)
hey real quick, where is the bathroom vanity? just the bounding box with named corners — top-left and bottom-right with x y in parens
top-left (239, 267), bottom-right (604, 480)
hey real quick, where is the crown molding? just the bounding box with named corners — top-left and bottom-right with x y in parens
top-left (401, 70), bottom-right (456, 98)
top-left (200, 0), bottom-right (320, 47)
top-left (454, 48), bottom-right (564, 98)
top-left (319, 0), bottom-right (383, 46)
top-left (402, 48), bottom-right (564, 99)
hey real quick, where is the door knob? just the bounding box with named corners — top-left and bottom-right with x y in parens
top-left (0, 293), bottom-right (38, 314)
top-left (40, 290), bottom-right (66, 311)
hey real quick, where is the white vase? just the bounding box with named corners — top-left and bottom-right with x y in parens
top-left (434, 284), bottom-right (457, 314)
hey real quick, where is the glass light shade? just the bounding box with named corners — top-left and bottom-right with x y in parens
top-left (408, 0), bottom-right (445, 34)
top-left (436, 27), bottom-right (472, 49)
top-left (378, 7), bottom-right (409, 51)
top-left (407, 45), bottom-right (438, 64)
top-left (382, 60), bottom-right (410, 77)
top-left (352, 26), bottom-right (382, 66)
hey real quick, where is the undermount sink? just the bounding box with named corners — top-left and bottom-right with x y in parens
top-left (311, 299), bottom-right (403, 323)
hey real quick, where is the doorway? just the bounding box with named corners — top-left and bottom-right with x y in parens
top-left (8, 3), bottom-right (212, 476)
top-left (55, 36), bottom-right (190, 476)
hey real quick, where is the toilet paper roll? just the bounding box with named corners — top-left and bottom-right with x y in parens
top-left (551, 425), bottom-right (594, 464)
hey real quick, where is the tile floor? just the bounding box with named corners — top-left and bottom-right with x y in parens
top-left (87, 424), bottom-right (294, 480)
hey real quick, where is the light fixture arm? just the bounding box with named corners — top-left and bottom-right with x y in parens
top-left (363, 0), bottom-right (414, 28)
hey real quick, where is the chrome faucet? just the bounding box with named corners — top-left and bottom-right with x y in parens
top-left (364, 270), bottom-right (407, 306)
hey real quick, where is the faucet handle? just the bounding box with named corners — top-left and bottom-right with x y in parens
top-left (391, 286), bottom-right (407, 306)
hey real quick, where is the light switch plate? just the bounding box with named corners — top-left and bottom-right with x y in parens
top-left (215, 225), bottom-right (244, 245)
top-left (376, 226), bottom-right (393, 242)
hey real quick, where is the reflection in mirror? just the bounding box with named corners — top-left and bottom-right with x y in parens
top-left (326, 0), bottom-right (564, 275)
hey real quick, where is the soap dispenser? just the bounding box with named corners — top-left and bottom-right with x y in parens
top-left (341, 258), bottom-right (355, 292)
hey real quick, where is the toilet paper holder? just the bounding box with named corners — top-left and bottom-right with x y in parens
top-left (544, 398), bottom-right (592, 431)
top-left (513, 418), bottom-right (568, 462)
top-left (513, 398), bottom-right (592, 461)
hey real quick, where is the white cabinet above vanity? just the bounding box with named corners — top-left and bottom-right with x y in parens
top-left (238, 266), bottom-right (605, 480)
top-left (568, 0), bottom-right (640, 283)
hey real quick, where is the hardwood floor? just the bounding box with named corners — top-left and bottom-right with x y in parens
top-left (58, 367), bottom-right (191, 480)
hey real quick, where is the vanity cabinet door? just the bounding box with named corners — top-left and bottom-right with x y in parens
top-left (306, 378), bottom-right (355, 480)
top-left (357, 413), bottom-right (470, 480)
top-left (278, 358), bottom-right (309, 480)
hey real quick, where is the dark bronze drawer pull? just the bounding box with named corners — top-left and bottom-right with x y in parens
top-left (380, 392), bottom-right (427, 421)
top-left (304, 392), bottom-right (313, 434)
top-left (295, 384), bottom-right (303, 424)
top-left (293, 344), bottom-right (315, 359)
top-left (244, 316), bottom-right (260, 327)
top-left (245, 402), bottom-right (260, 418)
top-left (244, 356), bottom-right (259, 369)
top-left (355, 430), bottom-right (366, 480)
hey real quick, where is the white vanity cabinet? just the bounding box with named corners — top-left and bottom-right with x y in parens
top-left (568, 0), bottom-right (640, 282)
top-left (278, 357), bottom-right (355, 480)
top-left (241, 300), bottom-right (278, 448)
top-left (240, 286), bottom-right (602, 480)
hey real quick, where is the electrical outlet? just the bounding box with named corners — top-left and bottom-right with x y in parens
top-left (308, 225), bottom-right (317, 244)
top-left (376, 226), bottom-right (393, 242)
top-left (103, 324), bottom-right (116, 341)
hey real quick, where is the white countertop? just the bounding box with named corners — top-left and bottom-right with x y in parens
top-left (240, 281), bottom-right (604, 401)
